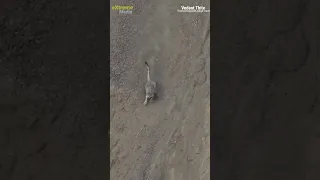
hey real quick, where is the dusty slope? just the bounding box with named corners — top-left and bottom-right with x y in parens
top-left (110, 0), bottom-right (210, 180)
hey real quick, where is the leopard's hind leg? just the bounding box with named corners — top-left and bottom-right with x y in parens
top-left (143, 95), bottom-right (148, 106)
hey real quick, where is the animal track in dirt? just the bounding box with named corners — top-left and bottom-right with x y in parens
top-left (167, 128), bottom-right (183, 150)
top-left (191, 57), bottom-right (206, 74)
top-left (194, 71), bottom-right (207, 87)
top-left (198, 84), bottom-right (210, 98)
top-left (145, 150), bottom-right (165, 180)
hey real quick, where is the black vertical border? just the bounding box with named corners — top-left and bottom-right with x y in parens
top-left (106, 0), bottom-right (111, 179)
top-left (211, 0), bottom-right (224, 179)
top-left (210, 1), bottom-right (234, 179)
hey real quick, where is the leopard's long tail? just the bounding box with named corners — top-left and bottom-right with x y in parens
top-left (145, 62), bottom-right (150, 81)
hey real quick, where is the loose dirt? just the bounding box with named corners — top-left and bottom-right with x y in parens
top-left (110, 0), bottom-right (210, 180)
